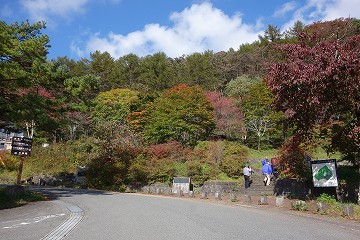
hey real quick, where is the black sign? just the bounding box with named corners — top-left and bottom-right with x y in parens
top-left (11, 137), bottom-right (33, 156)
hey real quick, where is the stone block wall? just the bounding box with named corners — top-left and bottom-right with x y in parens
top-left (201, 181), bottom-right (238, 195)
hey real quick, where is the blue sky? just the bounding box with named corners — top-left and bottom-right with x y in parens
top-left (1, 0), bottom-right (359, 60)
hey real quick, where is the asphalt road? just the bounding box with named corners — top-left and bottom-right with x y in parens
top-left (1, 187), bottom-right (359, 240)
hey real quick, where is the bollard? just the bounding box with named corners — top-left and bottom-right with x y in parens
top-left (317, 202), bottom-right (328, 214)
top-left (189, 190), bottom-right (194, 197)
top-left (178, 189), bottom-right (184, 197)
top-left (258, 195), bottom-right (268, 205)
top-left (342, 205), bottom-right (354, 217)
top-left (215, 192), bottom-right (222, 200)
top-left (276, 196), bottom-right (284, 207)
top-left (201, 191), bottom-right (208, 199)
top-left (243, 194), bottom-right (251, 203)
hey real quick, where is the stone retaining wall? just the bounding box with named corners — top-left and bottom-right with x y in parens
top-left (201, 181), bottom-right (238, 195)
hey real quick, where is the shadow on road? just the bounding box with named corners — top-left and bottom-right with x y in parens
top-left (29, 186), bottom-right (113, 200)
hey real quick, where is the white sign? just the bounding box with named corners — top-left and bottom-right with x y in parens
top-left (311, 159), bottom-right (338, 187)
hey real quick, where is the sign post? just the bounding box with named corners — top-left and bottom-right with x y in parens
top-left (311, 159), bottom-right (339, 198)
top-left (311, 159), bottom-right (338, 187)
top-left (11, 137), bottom-right (33, 184)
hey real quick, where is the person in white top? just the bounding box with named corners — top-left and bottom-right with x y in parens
top-left (243, 163), bottom-right (253, 189)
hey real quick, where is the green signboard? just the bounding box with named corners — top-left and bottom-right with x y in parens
top-left (311, 159), bottom-right (338, 187)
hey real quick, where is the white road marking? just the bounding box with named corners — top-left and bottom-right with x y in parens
top-left (1, 214), bottom-right (66, 229)
top-left (41, 204), bottom-right (84, 240)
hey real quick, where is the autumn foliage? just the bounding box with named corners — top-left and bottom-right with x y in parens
top-left (205, 91), bottom-right (245, 140)
top-left (267, 19), bottom-right (360, 165)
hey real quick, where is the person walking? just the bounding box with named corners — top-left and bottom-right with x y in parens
top-left (243, 163), bottom-right (253, 189)
top-left (271, 157), bottom-right (277, 174)
top-left (262, 160), bottom-right (273, 186)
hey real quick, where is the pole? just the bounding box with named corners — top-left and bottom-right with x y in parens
top-left (17, 156), bottom-right (25, 185)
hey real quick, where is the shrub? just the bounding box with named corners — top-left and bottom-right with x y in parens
top-left (316, 193), bottom-right (337, 204)
top-left (146, 141), bottom-right (191, 162)
top-left (25, 143), bottom-right (75, 176)
top-left (0, 151), bottom-right (18, 172)
top-left (220, 142), bottom-right (249, 178)
top-left (291, 200), bottom-right (308, 211)
top-left (276, 136), bottom-right (311, 180)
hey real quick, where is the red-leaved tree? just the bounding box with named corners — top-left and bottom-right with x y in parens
top-left (266, 19), bottom-right (360, 178)
top-left (205, 91), bottom-right (246, 140)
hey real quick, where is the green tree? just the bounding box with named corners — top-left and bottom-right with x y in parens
top-left (0, 20), bottom-right (49, 123)
top-left (63, 74), bottom-right (100, 139)
top-left (86, 121), bottom-right (144, 190)
top-left (181, 51), bottom-right (220, 90)
top-left (224, 75), bottom-right (261, 106)
top-left (259, 24), bottom-right (283, 43)
top-left (285, 20), bottom-right (305, 39)
top-left (109, 53), bottom-right (142, 90)
top-left (138, 52), bottom-right (177, 91)
top-left (144, 84), bottom-right (215, 146)
top-left (64, 74), bottom-right (100, 109)
top-left (92, 88), bottom-right (140, 123)
top-left (242, 81), bottom-right (284, 149)
top-left (90, 51), bottom-right (115, 91)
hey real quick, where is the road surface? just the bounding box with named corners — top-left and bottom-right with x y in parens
top-left (1, 187), bottom-right (359, 240)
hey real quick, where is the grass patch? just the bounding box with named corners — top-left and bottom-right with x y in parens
top-left (0, 186), bottom-right (47, 210)
top-left (308, 147), bottom-right (342, 160)
top-left (248, 149), bottom-right (277, 160)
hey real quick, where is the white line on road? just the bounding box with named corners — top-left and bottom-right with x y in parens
top-left (1, 214), bottom-right (66, 229)
top-left (41, 204), bottom-right (84, 240)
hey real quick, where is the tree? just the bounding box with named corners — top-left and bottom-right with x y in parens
top-left (64, 74), bottom-right (100, 108)
top-left (92, 88), bottom-right (140, 123)
top-left (143, 84), bottom-right (215, 146)
top-left (267, 21), bottom-right (359, 152)
top-left (15, 87), bottom-right (61, 139)
top-left (138, 52), bottom-right (177, 91)
top-left (266, 19), bottom-right (360, 187)
top-left (242, 81), bottom-right (283, 149)
top-left (285, 21), bottom-right (305, 39)
top-left (109, 53), bottom-right (141, 90)
top-left (205, 91), bottom-right (245, 140)
top-left (90, 51), bottom-right (115, 91)
top-left (64, 74), bottom-right (100, 139)
top-left (224, 75), bottom-right (261, 106)
top-left (86, 121), bottom-right (144, 190)
top-left (0, 20), bottom-right (49, 123)
top-left (181, 51), bottom-right (221, 90)
top-left (259, 24), bottom-right (283, 43)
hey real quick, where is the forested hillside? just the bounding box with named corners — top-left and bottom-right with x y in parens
top-left (1, 18), bottom-right (359, 192)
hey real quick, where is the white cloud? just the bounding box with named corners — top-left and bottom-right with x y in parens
top-left (273, 1), bottom-right (297, 18)
top-left (281, 0), bottom-right (360, 31)
top-left (83, 2), bottom-right (262, 59)
top-left (321, 0), bottom-right (359, 20)
top-left (20, 0), bottom-right (89, 26)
